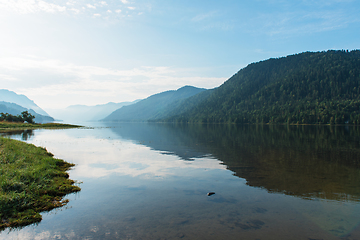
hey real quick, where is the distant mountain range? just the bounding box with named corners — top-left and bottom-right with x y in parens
top-left (0, 89), bottom-right (50, 117)
top-left (46, 100), bottom-right (140, 123)
top-left (0, 89), bottom-right (54, 123)
top-left (103, 86), bottom-right (206, 122)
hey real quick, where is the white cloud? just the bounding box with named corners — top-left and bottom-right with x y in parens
top-left (0, 57), bottom-right (226, 108)
top-left (0, 0), bottom-right (67, 14)
top-left (38, 1), bottom-right (66, 13)
top-left (66, 1), bottom-right (75, 6)
top-left (86, 4), bottom-right (96, 9)
top-left (0, 73), bottom-right (18, 81)
top-left (69, 7), bottom-right (80, 14)
top-left (93, 13), bottom-right (101, 17)
top-left (115, 9), bottom-right (122, 13)
top-left (0, 0), bottom-right (143, 19)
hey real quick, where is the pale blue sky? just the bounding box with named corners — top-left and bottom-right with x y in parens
top-left (0, 0), bottom-right (359, 109)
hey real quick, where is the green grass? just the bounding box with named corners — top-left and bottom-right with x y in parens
top-left (0, 137), bottom-right (81, 230)
top-left (0, 121), bottom-right (82, 130)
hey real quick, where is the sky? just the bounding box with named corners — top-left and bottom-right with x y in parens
top-left (0, 0), bottom-right (359, 110)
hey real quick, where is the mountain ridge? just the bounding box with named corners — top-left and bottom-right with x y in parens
top-left (103, 85), bottom-right (207, 122)
top-left (0, 101), bottom-right (54, 123)
top-left (0, 89), bottom-right (50, 117)
top-left (160, 50), bottom-right (360, 125)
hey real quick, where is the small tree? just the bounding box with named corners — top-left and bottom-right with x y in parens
top-left (21, 111), bottom-right (35, 124)
top-left (0, 112), bottom-right (6, 121)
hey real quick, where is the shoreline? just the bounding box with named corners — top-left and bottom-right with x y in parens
top-left (0, 122), bottom-right (82, 131)
top-left (0, 123), bottom-right (81, 231)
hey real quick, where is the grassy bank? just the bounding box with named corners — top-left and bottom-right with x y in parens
top-left (0, 137), bottom-right (81, 230)
top-left (0, 121), bottom-right (82, 131)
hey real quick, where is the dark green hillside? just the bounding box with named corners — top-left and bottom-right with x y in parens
top-left (151, 89), bottom-right (215, 121)
top-left (103, 86), bottom-right (206, 122)
top-left (164, 50), bottom-right (360, 124)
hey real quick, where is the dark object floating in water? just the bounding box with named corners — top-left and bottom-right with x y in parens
top-left (207, 192), bottom-right (215, 196)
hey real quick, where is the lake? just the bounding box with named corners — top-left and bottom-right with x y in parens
top-left (1, 123), bottom-right (360, 240)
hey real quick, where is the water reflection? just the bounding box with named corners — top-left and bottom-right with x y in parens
top-left (105, 123), bottom-right (360, 202)
top-left (4, 124), bottom-right (360, 202)
top-left (2, 124), bottom-right (360, 239)
top-left (0, 129), bottom-right (34, 141)
top-left (0, 127), bottom-right (226, 180)
top-left (106, 122), bottom-right (211, 160)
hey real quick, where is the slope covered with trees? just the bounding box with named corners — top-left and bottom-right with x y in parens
top-left (103, 86), bottom-right (206, 122)
top-left (163, 50), bottom-right (360, 124)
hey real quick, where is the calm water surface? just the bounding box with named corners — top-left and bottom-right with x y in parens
top-left (1, 123), bottom-right (360, 240)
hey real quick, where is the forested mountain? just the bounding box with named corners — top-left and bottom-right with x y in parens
top-left (0, 89), bottom-right (50, 117)
top-left (103, 86), bottom-right (206, 122)
top-left (0, 101), bottom-right (54, 123)
top-left (162, 50), bottom-right (360, 124)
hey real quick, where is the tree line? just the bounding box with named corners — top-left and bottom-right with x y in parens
top-left (0, 111), bottom-right (35, 124)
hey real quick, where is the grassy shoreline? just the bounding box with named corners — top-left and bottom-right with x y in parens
top-left (0, 122), bottom-right (81, 231)
top-left (0, 121), bottom-right (82, 131)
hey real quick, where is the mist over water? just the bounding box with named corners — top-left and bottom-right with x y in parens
top-left (1, 123), bottom-right (360, 239)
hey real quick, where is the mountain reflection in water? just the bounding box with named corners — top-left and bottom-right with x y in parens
top-left (2, 123), bottom-right (360, 239)
top-left (105, 123), bottom-right (360, 202)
